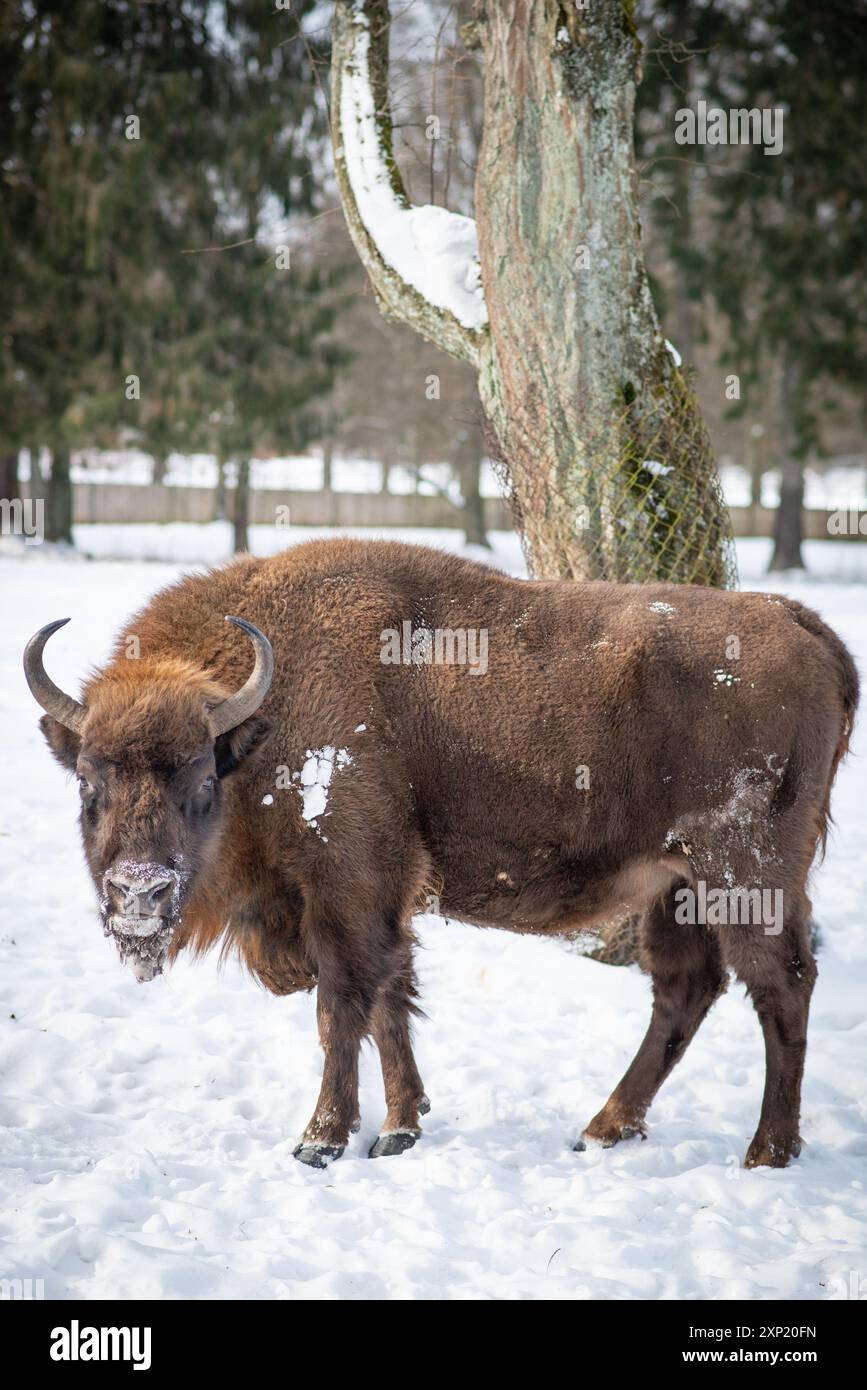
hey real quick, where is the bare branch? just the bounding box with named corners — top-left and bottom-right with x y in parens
top-left (331, 0), bottom-right (486, 368)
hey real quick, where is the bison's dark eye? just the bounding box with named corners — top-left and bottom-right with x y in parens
top-left (186, 774), bottom-right (216, 820)
top-left (77, 775), bottom-right (94, 796)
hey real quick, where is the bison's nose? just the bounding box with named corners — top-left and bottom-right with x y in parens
top-left (106, 870), bottom-right (174, 919)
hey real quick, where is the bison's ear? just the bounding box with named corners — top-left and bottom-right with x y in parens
top-left (214, 713), bottom-right (273, 779)
top-left (40, 714), bottom-right (82, 771)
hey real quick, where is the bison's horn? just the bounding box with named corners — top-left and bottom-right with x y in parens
top-left (209, 616), bottom-right (274, 736)
top-left (23, 618), bottom-right (87, 733)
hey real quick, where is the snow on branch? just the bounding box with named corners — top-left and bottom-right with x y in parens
top-left (332, 0), bottom-right (487, 367)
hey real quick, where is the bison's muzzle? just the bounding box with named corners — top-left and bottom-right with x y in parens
top-left (101, 861), bottom-right (182, 983)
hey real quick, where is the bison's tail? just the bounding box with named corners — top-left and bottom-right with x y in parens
top-left (784, 600), bottom-right (859, 856)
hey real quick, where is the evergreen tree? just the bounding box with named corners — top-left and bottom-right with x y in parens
top-left (0, 0), bottom-right (339, 545)
top-left (636, 0), bottom-right (867, 569)
top-left (1, 1), bottom-right (221, 537)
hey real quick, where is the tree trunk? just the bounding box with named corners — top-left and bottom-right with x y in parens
top-left (45, 440), bottom-right (74, 544)
top-left (331, 1), bottom-right (736, 587)
top-left (152, 452), bottom-right (169, 485)
top-left (769, 358), bottom-right (805, 571)
top-left (0, 450), bottom-right (20, 506)
top-left (748, 425), bottom-right (764, 510)
top-left (215, 455), bottom-right (227, 521)
top-left (474, 3), bottom-right (733, 583)
top-left (668, 0), bottom-right (695, 367)
top-left (233, 456), bottom-right (250, 554)
top-left (322, 436), bottom-right (334, 492)
top-left (746, 419), bottom-right (766, 540)
top-left (28, 447), bottom-right (44, 505)
top-left (455, 429), bottom-right (489, 548)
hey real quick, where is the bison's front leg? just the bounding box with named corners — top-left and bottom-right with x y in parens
top-left (292, 836), bottom-right (431, 1168)
top-left (293, 991), bottom-right (364, 1168)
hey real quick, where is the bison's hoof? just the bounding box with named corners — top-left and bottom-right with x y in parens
top-left (418, 1093), bottom-right (431, 1116)
top-left (369, 1128), bottom-right (421, 1159)
top-left (744, 1133), bottom-right (802, 1169)
top-left (574, 1122), bottom-right (646, 1152)
top-left (618, 1125), bottom-right (645, 1143)
top-left (293, 1141), bottom-right (345, 1169)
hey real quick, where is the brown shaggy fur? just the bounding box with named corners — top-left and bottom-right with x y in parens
top-left (38, 538), bottom-right (858, 1167)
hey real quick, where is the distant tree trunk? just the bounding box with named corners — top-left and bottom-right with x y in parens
top-left (744, 419), bottom-right (765, 540)
top-left (769, 358), bottom-right (805, 571)
top-left (0, 451), bottom-right (19, 505)
top-left (748, 429), bottom-right (764, 510)
top-left (407, 426), bottom-right (422, 493)
top-left (380, 460), bottom-right (391, 495)
top-left (45, 440), bottom-right (73, 544)
top-left (668, 0), bottom-right (695, 367)
top-left (28, 447), bottom-right (44, 505)
top-left (233, 456), bottom-right (250, 553)
top-left (215, 454), bottom-right (228, 521)
top-left (322, 436), bottom-right (334, 492)
top-left (332, 0), bottom-right (736, 588)
top-left (455, 429), bottom-right (489, 548)
top-left (152, 452), bottom-right (169, 485)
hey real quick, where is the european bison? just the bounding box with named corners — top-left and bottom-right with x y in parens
top-left (24, 538), bottom-right (857, 1168)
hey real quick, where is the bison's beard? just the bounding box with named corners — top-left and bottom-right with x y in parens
top-left (106, 914), bottom-right (176, 982)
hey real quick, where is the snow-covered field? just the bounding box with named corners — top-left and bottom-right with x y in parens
top-left (1, 530), bottom-right (866, 1301)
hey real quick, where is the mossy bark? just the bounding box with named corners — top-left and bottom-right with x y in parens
top-left (474, 2), bottom-right (733, 583)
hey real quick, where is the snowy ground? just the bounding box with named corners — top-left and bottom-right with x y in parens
top-left (1, 530), bottom-right (866, 1301)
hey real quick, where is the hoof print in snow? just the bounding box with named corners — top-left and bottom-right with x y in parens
top-left (369, 1129), bottom-right (421, 1159)
top-left (293, 1141), bottom-right (344, 1169)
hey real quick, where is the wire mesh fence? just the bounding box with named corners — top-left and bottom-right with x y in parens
top-left (489, 372), bottom-right (740, 591)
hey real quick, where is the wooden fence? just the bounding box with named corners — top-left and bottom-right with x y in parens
top-left (72, 482), bottom-right (510, 529)
top-left (71, 482), bottom-right (863, 540)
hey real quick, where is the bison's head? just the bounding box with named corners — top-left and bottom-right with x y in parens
top-left (24, 616), bottom-right (273, 983)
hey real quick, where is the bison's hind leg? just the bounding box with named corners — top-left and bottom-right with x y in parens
top-left (368, 941), bottom-right (430, 1158)
top-left (576, 884), bottom-right (726, 1152)
top-left (720, 890), bottom-right (816, 1169)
